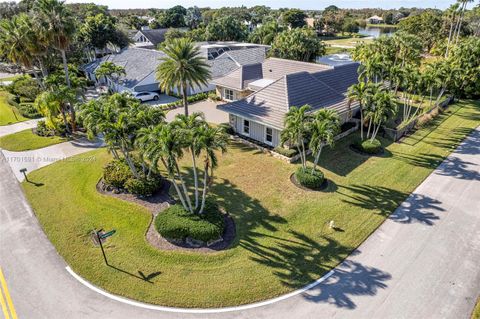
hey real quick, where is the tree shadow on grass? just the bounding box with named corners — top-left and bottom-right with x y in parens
top-left (339, 185), bottom-right (444, 226)
top-left (394, 152), bottom-right (480, 181)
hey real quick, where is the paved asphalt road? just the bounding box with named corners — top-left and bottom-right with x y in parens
top-left (0, 127), bottom-right (479, 319)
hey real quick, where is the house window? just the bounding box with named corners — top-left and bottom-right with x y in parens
top-left (224, 89), bottom-right (235, 101)
top-left (243, 119), bottom-right (250, 135)
top-left (265, 127), bottom-right (273, 145)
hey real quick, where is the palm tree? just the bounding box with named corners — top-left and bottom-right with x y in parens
top-left (0, 15), bottom-right (42, 85)
top-left (309, 109), bottom-right (340, 173)
top-left (34, 86), bottom-right (76, 134)
top-left (368, 91), bottom-right (397, 142)
top-left (156, 38), bottom-right (211, 116)
top-left (137, 123), bottom-right (193, 212)
top-left (172, 112), bottom-right (206, 210)
top-left (280, 105), bottom-right (312, 169)
top-left (347, 81), bottom-right (372, 141)
top-left (34, 0), bottom-right (75, 88)
top-left (95, 62), bottom-right (126, 90)
top-left (197, 125), bottom-right (228, 214)
top-left (80, 93), bottom-right (145, 177)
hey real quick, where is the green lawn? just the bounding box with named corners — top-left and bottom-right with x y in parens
top-left (0, 129), bottom-right (66, 151)
top-left (0, 91), bottom-right (27, 126)
top-left (22, 100), bottom-right (480, 308)
top-left (473, 298), bottom-right (480, 319)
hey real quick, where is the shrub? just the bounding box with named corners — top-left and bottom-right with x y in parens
top-left (35, 120), bottom-right (56, 137)
top-left (7, 76), bottom-right (41, 101)
top-left (295, 167), bottom-right (324, 189)
top-left (103, 159), bottom-right (133, 189)
top-left (274, 146), bottom-right (298, 158)
top-left (124, 177), bottom-right (161, 197)
top-left (155, 200), bottom-right (225, 243)
top-left (218, 123), bottom-right (234, 135)
top-left (208, 92), bottom-right (221, 101)
top-left (19, 96), bottom-right (33, 103)
top-left (360, 139), bottom-right (382, 154)
top-left (17, 102), bottom-right (41, 118)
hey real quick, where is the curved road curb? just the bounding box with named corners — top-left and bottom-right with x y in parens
top-left (66, 266), bottom-right (335, 313)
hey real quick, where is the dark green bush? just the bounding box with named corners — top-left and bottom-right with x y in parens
top-left (274, 146), bottom-right (299, 158)
top-left (124, 177), bottom-right (161, 197)
top-left (7, 76), bottom-right (41, 101)
top-left (103, 160), bottom-right (133, 189)
top-left (218, 123), bottom-right (234, 135)
top-left (295, 167), bottom-right (325, 189)
top-left (155, 200), bottom-right (225, 243)
top-left (17, 102), bottom-right (41, 118)
top-left (360, 139), bottom-right (382, 154)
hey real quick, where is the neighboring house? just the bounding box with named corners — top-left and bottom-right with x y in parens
top-left (304, 17), bottom-right (316, 28)
top-left (366, 15), bottom-right (384, 24)
top-left (218, 60), bottom-right (360, 148)
top-left (82, 46), bottom-right (268, 96)
top-left (196, 41), bottom-right (270, 60)
top-left (213, 58), bottom-right (330, 101)
top-left (132, 27), bottom-right (169, 49)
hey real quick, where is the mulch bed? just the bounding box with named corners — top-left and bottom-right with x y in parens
top-left (96, 178), bottom-right (236, 253)
top-left (290, 173), bottom-right (330, 192)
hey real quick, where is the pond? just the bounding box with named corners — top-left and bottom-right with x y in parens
top-left (359, 26), bottom-right (397, 38)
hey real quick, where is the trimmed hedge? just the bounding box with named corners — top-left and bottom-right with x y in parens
top-left (162, 91), bottom-right (213, 109)
top-left (155, 200), bottom-right (225, 243)
top-left (124, 177), bottom-right (161, 197)
top-left (274, 146), bottom-right (298, 158)
top-left (360, 139), bottom-right (382, 154)
top-left (295, 167), bottom-right (325, 189)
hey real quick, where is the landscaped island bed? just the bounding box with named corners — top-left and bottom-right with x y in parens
top-left (22, 100), bottom-right (480, 308)
top-left (0, 128), bottom-right (66, 151)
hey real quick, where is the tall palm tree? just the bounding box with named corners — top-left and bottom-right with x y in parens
top-left (347, 81), bottom-right (372, 140)
top-left (156, 38), bottom-right (211, 116)
top-left (197, 125), bottom-right (228, 214)
top-left (368, 91), bottom-right (397, 142)
top-left (309, 109), bottom-right (340, 173)
top-left (172, 112), bottom-right (206, 210)
top-left (34, 0), bottom-right (75, 88)
top-left (280, 105), bottom-right (312, 169)
top-left (0, 15), bottom-right (42, 84)
top-left (137, 123), bottom-right (193, 212)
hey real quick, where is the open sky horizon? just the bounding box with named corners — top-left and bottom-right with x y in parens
top-left (60, 0), bottom-right (460, 10)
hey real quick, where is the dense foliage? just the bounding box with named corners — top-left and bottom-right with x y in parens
top-left (271, 28), bottom-right (326, 62)
top-left (154, 201), bottom-right (225, 243)
top-left (295, 167), bottom-right (325, 189)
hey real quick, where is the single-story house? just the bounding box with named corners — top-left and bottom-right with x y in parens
top-left (366, 15), bottom-right (384, 24)
top-left (217, 60), bottom-right (360, 148)
top-left (82, 45), bottom-right (268, 96)
top-left (132, 27), bottom-right (169, 49)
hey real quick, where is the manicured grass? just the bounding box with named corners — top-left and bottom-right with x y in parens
top-left (0, 129), bottom-right (66, 151)
top-left (324, 46), bottom-right (353, 55)
top-left (22, 100), bottom-right (480, 308)
top-left (472, 298), bottom-right (480, 319)
top-left (0, 91), bottom-right (27, 126)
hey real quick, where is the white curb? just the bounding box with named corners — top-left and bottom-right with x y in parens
top-left (66, 266), bottom-right (335, 313)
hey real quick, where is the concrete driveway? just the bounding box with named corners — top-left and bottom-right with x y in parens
top-left (166, 100), bottom-right (229, 124)
top-left (0, 127), bottom-right (479, 319)
top-left (0, 118), bottom-right (43, 137)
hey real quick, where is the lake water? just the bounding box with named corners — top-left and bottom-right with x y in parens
top-left (359, 26), bottom-right (396, 38)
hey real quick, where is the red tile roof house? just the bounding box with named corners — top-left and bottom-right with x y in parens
top-left (216, 58), bottom-right (360, 148)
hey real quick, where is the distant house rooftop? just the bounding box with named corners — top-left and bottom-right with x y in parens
top-left (132, 28), bottom-right (169, 48)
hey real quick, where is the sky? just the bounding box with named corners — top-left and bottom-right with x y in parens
top-left (61, 0), bottom-right (457, 10)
